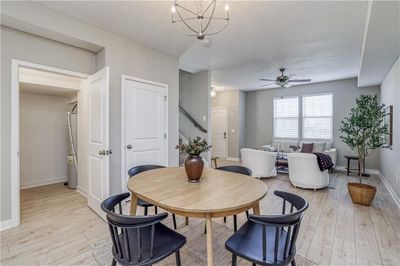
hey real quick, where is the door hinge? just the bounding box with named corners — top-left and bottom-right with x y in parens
top-left (164, 133), bottom-right (167, 139)
top-left (164, 95), bottom-right (167, 101)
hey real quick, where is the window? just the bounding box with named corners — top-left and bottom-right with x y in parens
top-left (302, 94), bottom-right (333, 139)
top-left (273, 97), bottom-right (299, 138)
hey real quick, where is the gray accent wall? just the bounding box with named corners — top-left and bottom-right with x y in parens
top-left (179, 70), bottom-right (211, 162)
top-left (380, 57), bottom-right (400, 200)
top-left (1, 2), bottom-right (180, 223)
top-left (245, 78), bottom-right (381, 169)
top-left (1, 26), bottom-right (97, 222)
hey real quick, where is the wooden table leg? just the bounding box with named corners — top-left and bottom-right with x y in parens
top-left (253, 202), bottom-right (261, 215)
top-left (130, 194), bottom-right (138, 215)
top-left (185, 216), bottom-right (189, 226)
top-left (205, 215), bottom-right (213, 266)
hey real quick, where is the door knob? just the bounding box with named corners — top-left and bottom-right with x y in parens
top-left (106, 149), bottom-right (112, 155)
top-left (99, 150), bottom-right (105, 155)
top-left (127, 144), bottom-right (132, 149)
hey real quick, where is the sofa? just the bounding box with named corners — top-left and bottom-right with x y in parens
top-left (286, 153), bottom-right (330, 189)
top-left (240, 148), bottom-right (277, 178)
top-left (261, 139), bottom-right (337, 167)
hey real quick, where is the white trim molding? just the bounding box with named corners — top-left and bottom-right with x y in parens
top-left (335, 165), bottom-right (380, 175)
top-left (20, 177), bottom-right (68, 189)
top-left (76, 185), bottom-right (88, 197)
top-left (0, 219), bottom-right (15, 231)
top-left (378, 171), bottom-right (400, 209)
top-left (227, 157), bottom-right (240, 162)
top-left (9, 59), bottom-right (89, 230)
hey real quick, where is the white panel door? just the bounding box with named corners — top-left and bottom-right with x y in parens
top-left (211, 108), bottom-right (227, 158)
top-left (86, 67), bottom-right (109, 220)
top-left (124, 78), bottom-right (167, 187)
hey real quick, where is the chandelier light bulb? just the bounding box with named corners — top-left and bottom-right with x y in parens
top-left (171, 6), bottom-right (176, 13)
top-left (225, 4), bottom-right (229, 11)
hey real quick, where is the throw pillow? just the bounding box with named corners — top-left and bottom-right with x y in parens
top-left (312, 142), bottom-right (326, 153)
top-left (301, 143), bottom-right (313, 153)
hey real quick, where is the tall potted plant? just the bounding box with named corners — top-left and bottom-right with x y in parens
top-left (176, 136), bottom-right (211, 183)
top-left (339, 94), bottom-right (390, 205)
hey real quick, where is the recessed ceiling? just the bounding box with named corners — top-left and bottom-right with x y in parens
top-left (36, 1), bottom-right (369, 91)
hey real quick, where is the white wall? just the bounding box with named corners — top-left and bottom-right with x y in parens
top-left (380, 57), bottom-right (400, 200)
top-left (19, 92), bottom-right (72, 188)
top-left (245, 78), bottom-right (381, 169)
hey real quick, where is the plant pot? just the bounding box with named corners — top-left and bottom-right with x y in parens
top-left (348, 182), bottom-right (376, 206)
top-left (184, 155), bottom-right (204, 183)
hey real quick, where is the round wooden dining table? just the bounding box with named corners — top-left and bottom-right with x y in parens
top-left (127, 167), bottom-right (268, 266)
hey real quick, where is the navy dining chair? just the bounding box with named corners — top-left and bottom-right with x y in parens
top-left (225, 190), bottom-right (308, 266)
top-left (216, 165), bottom-right (252, 232)
top-left (101, 193), bottom-right (186, 266)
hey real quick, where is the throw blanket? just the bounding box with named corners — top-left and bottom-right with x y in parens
top-left (313, 152), bottom-right (333, 171)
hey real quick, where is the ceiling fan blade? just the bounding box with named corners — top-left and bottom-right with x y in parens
top-left (261, 83), bottom-right (275, 87)
top-left (259, 78), bottom-right (276, 81)
top-left (288, 79), bottom-right (311, 82)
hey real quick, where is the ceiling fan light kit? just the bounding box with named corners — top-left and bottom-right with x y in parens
top-left (171, 0), bottom-right (230, 40)
top-left (260, 68), bottom-right (312, 88)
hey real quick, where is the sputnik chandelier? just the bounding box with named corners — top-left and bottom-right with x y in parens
top-left (171, 0), bottom-right (230, 40)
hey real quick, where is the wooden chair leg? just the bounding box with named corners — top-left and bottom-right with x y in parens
top-left (155, 206), bottom-right (158, 214)
top-left (252, 263), bottom-right (256, 266)
top-left (231, 254), bottom-right (237, 266)
top-left (175, 250), bottom-right (181, 266)
top-left (291, 258), bottom-right (296, 266)
top-left (246, 210), bottom-right (249, 219)
top-left (224, 217), bottom-right (227, 223)
top-left (111, 258), bottom-right (117, 266)
top-left (204, 221), bottom-right (207, 234)
top-left (233, 215), bottom-right (238, 232)
top-left (172, 214), bottom-right (177, 230)
top-left (144, 206), bottom-right (148, 216)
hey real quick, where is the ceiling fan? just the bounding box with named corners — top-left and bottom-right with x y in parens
top-left (260, 68), bottom-right (311, 88)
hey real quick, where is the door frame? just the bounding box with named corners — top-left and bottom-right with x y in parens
top-left (120, 75), bottom-right (168, 192)
top-left (211, 107), bottom-right (228, 158)
top-left (7, 59), bottom-right (89, 230)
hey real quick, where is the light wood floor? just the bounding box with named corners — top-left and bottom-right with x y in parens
top-left (1, 168), bottom-right (400, 265)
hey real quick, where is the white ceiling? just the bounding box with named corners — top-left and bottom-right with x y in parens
top-left (37, 1), bottom-right (371, 91)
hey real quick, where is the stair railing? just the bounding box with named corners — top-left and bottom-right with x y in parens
top-left (179, 105), bottom-right (208, 133)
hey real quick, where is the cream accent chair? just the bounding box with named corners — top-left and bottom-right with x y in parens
top-left (287, 153), bottom-right (329, 190)
top-left (240, 148), bottom-right (277, 178)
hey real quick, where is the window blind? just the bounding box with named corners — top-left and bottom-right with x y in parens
top-left (302, 94), bottom-right (333, 139)
top-left (273, 97), bottom-right (299, 138)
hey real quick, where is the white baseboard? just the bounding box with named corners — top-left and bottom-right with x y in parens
top-left (76, 185), bottom-right (87, 197)
top-left (378, 171), bottom-right (400, 209)
top-left (20, 177), bottom-right (68, 189)
top-left (335, 165), bottom-right (380, 175)
top-left (227, 157), bottom-right (240, 162)
top-left (0, 218), bottom-right (17, 231)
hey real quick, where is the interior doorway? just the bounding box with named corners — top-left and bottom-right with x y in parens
top-left (9, 60), bottom-right (111, 228)
top-left (211, 108), bottom-right (228, 158)
top-left (17, 66), bottom-right (83, 226)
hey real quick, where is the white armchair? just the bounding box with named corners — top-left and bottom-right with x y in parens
top-left (240, 148), bottom-right (277, 178)
top-left (287, 153), bottom-right (329, 190)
